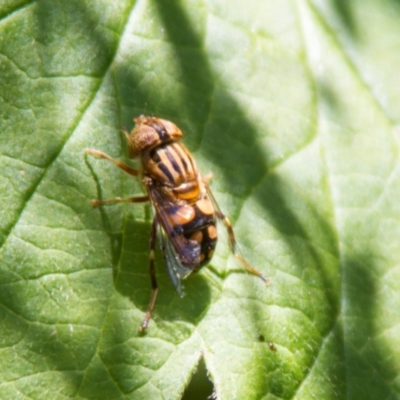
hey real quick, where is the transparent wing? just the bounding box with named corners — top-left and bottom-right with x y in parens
top-left (147, 185), bottom-right (201, 293)
top-left (158, 226), bottom-right (192, 296)
top-left (202, 182), bottom-right (236, 251)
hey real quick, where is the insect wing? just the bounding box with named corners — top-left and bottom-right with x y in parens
top-left (158, 226), bottom-right (190, 296)
top-left (147, 185), bottom-right (201, 289)
top-left (202, 182), bottom-right (232, 244)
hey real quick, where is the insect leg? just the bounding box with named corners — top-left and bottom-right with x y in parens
top-left (215, 211), bottom-right (270, 285)
top-left (140, 217), bottom-right (159, 332)
top-left (84, 148), bottom-right (139, 176)
top-left (91, 195), bottom-right (149, 207)
top-left (85, 148), bottom-right (147, 206)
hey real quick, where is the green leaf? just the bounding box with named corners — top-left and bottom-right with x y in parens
top-left (1, 0), bottom-right (399, 399)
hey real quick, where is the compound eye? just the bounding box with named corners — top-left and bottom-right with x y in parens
top-left (128, 117), bottom-right (183, 157)
top-left (128, 125), bottom-right (158, 157)
top-left (158, 119), bottom-right (183, 141)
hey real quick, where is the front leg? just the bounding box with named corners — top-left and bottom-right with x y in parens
top-left (84, 148), bottom-right (139, 177)
top-left (85, 148), bottom-right (147, 206)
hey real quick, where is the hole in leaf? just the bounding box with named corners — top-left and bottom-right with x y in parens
top-left (182, 358), bottom-right (214, 399)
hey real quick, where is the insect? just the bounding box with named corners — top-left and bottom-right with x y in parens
top-left (268, 342), bottom-right (277, 352)
top-left (85, 116), bottom-right (269, 332)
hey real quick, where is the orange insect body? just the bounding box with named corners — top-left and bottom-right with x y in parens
top-left (86, 116), bottom-right (269, 332)
top-left (130, 117), bottom-right (217, 269)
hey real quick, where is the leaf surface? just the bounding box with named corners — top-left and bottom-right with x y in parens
top-left (1, 1), bottom-right (399, 399)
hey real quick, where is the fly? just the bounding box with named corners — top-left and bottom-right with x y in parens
top-left (85, 116), bottom-right (270, 332)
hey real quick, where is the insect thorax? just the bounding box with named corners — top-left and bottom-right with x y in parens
top-left (142, 142), bottom-right (201, 201)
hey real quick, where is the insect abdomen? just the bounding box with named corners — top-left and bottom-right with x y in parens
top-left (182, 198), bottom-right (217, 268)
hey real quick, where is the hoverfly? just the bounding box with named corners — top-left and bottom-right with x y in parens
top-left (85, 116), bottom-right (269, 332)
